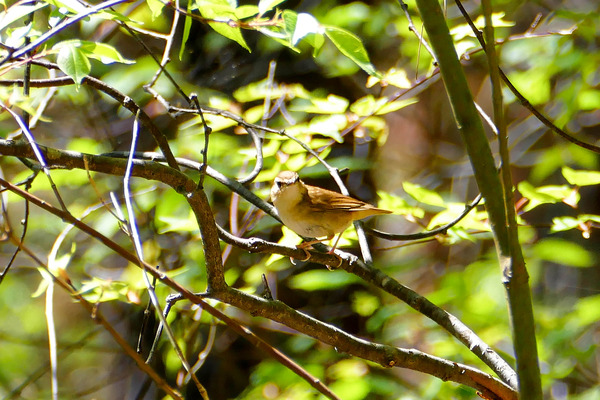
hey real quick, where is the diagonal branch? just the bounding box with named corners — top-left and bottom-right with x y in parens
top-left (0, 139), bottom-right (516, 385)
top-left (0, 173), bottom-right (516, 400)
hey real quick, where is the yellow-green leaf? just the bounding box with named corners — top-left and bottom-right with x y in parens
top-left (56, 45), bottom-right (90, 85)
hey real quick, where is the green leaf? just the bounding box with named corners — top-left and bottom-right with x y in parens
top-left (44, 0), bottom-right (87, 14)
top-left (32, 269), bottom-right (51, 298)
top-left (289, 270), bottom-right (362, 291)
top-left (349, 95), bottom-right (382, 116)
top-left (508, 69), bottom-right (551, 105)
top-left (56, 45), bottom-right (91, 85)
top-left (532, 238), bottom-right (594, 268)
top-left (282, 9), bottom-right (298, 38)
top-left (550, 216), bottom-right (580, 233)
top-left (79, 278), bottom-right (130, 302)
top-left (146, 0), bottom-right (165, 20)
top-left (574, 295), bottom-right (600, 326)
top-left (374, 98), bottom-right (418, 115)
top-left (291, 12), bottom-right (322, 45)
top-left (0, 2), bottom-right (47, 32)
top-left (577, 89), bottom-right (600, 110)
top-left (197, 0), bottom-right (251, 52)
top-left (517, 181), bottom-right (576, 212)
top-left (308, 114), bottom-right (346, 142)
top-left (54, 40), bottom-right (134, 64)
top-left (323, 26), bottom-right (380, 77)
top-left (428, 204), bottom-right (490, 231)
top-left (562, 166), bottom-right (600, 186)
top-left (179, 11), bottom-right (193, 60)
top-left (403, 182), bottom-right (445, 207)
top-left (289, 94), bottom-right (349, 114)
top-left (157, 213), bottom-right (199, 234)
top-left (235, 5), bottom-right (259, 19)
top-left (367, 68), bottom-right (412, 89)
top-left (551, 214), bottom-right (600, 236)
top-left (377, 191), bottom-right (425, 218)
top-left (258, 0), bottom-right (286, 15)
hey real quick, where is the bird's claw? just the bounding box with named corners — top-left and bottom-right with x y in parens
top-left (326, 252), bottom-right (343, 270)
top-left (290, 247), bottom-right (311, 265)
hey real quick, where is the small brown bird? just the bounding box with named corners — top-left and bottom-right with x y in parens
top-left (270, 170), bottom-right (392, 260)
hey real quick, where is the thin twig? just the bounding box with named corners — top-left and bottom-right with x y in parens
top-left (0, 0), bottom-right (130, 65)
top-left (0, 178), bottom-right (31, 285)
top-left (122, 114), bottom-right (208, 398)
top-left (0, 102), bottom-right (68, 212)
top-left (368, 193), bottom-right (482, 240)
top-left (147, 0), bottom-right (181, 88)
top-left (453, 0), bottom-right (600, 154)
top-left (397, 0), bottom-right (437, 62)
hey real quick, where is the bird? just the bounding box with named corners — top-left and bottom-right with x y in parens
top-left (270, 170), bottom-right (392, 263)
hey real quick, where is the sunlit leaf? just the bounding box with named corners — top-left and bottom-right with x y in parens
top-left (562, 166), bottom-right (600, 186)
top-left (79, 278), bottom-right (130, 302)
top-left (157, 214), bottom-right (199, 234)
top-left (508, 69), bottom-right (551, 105)
top-left (574, 295), bottom-right (600, 326)
top-left (44, 0), bottom-right (87, 14)
top-left (352, 291), bottom-right (380, 317)
top-left (289, 94), bottom-right (349, 114)
top-left (403, 182), bottom-right (445, 207)
top-left (532, 238), bottom-right (594, 268)
top-left (377, 191), bottom-right (425, 218)
top-left (258, 0), bottom-right (286, 15)
top-left (292, 13), bottom-right (321, 44)
top-left (367, 68), bottom-right (412, 89)
top-left (179, 11), bottom-right (193, 60)
top-left (518, 181), bottom-right (576, 211)
top-left (146, 0), bottom-right (165, 20)
top-left (266, 226), bottom-right (302, 266)
top-left (56, 45), bottom-right (91, 85)
top-left (0, 2), bottom-right (47, 31)
top-left (350, 95), bottom-right (382, 116)
top-left (375, 98), bottom-right (418, 115)
top-left (289, 270), bottom-right (362, 291)
top-left (54, 40), bottom-right (134, 65)
top-left (308, 114), bottom-right (346, 142)
top-left (235, 5), bottom-right (259, 19)
top-left (197, 0), bottom-right (251, 52)
top-left (324, 26), bottom-right (380, 77)
top-left (550, 216), bottom-right (580, 233)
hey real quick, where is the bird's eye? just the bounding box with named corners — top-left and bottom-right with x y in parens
top-left (275, 180), bottom-right (283, 188)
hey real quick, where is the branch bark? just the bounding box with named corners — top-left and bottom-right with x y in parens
top-left (0, 140), bottom-right (516, 399)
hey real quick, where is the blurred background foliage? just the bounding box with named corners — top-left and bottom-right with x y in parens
top-left (0, 0), bottom-right (599, 399)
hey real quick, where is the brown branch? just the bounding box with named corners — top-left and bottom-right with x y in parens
top-left (217, 225), bottom-right (518, 387)
top-left (0, 143), bottom-right (516, 398)
top-left (215, 286), bottom-right (516, 400)
top-left (0, 139), bottom-right (516, 385)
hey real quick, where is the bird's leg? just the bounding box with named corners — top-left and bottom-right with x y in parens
top-left (326, 233), bottom-right (344, 269)
top-left (292, 235), bottom-right (333, 263)
top-left (328, 233), bottom-right (343, 254)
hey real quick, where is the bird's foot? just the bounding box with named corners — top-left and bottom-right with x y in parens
top-left (290, 246), bottom-right (312, 265)
top-left (326, 251), bottom-right (343, 270)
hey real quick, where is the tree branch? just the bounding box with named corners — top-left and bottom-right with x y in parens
top-left (0, 140), bottom-right (516, 397)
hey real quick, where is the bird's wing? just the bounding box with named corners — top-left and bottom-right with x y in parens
top-left (306, 186), bottom-right (372, 211)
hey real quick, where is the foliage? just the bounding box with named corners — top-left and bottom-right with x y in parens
top-left (0, 0), bottom-right (599, 399)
